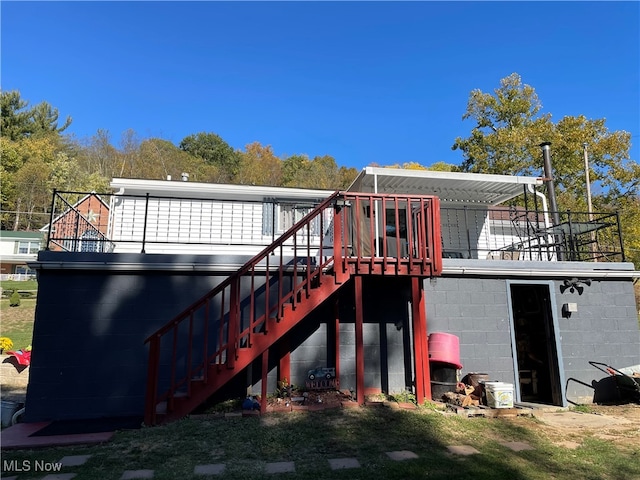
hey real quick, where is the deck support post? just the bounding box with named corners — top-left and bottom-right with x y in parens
top-left (354, 276), bottom-right (365, 405)
top-left (411, 277), bottom-right (431, 403)
top-left (334, 298), bottom-right (341, 387)
top-left (278, 338), bottom-right (291, 392)
top-left (261, 349), bottom-right (268, 414)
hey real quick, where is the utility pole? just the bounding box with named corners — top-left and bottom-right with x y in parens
top-left (583, 143), bottom-right (596, 260)
top-left (583, 143), bottom-right (594, 221)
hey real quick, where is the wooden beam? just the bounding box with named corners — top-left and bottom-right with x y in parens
top-left (261, 349), bottom-right (268, 414)
top-left (354, 276), bottom-right (365, 405)
top-left (411, 277), bottom-right (431, 403)
top-left (278, 337), bottom-right (291, 388)
top-left (334, 298), bottom-right (340, 385)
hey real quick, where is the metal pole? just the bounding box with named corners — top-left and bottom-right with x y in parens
top-left (540, 142), bottom-right (563, 261)
top-left (582, 143), bottom-right (594, 221)
top-left (539, 142), bottom-right (561, 226)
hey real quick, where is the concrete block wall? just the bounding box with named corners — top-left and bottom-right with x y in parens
top-left (556, 279), bottom-right (640, 404)
top-left (424, 275), bottom-right (640, 405)
top-left (424, 277), bottom-right (515, 384)
top-left (26, 251), bottom-right (639, 420)
top-left (26, 252), bottom-right (238, 421)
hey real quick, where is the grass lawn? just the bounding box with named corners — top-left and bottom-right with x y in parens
top-left (2, 406), bottom-right (639, 480)
top-left (0, 298), bottom-right (36, 350)
top-left (1, 280), bottom-right (38, 292)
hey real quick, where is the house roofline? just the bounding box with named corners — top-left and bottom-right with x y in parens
top-left (110, 178), bottom-right (335, 202)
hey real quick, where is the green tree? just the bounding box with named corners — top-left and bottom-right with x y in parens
top-left (1, 90), bottom-right (71, 140)
top-left (1, 91), bottom-right (32, 140)
top-left (453, 73), bottom-right (639, 267)
top-left (30, 101), bottom-right (72, 137)
top-left (179, 132), bottom-right (239, 181)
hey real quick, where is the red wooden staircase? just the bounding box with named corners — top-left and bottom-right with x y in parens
top-left (144, 192), bottom-right (442, 425)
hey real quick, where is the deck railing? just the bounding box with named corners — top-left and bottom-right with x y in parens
top-left (143, 192), bottom-right (442, 424)
top-left (45, 190), bottom-right (624, 263)
top-left (440, 206), bottom-right (624, 262)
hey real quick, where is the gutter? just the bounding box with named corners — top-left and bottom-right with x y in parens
top-left (29, 258), bottom-right (640, 279)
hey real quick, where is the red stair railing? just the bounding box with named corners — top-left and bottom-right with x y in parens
top-left (144, 191), bottom-right (343, 425)
top-left (143, 192), bottom-right (442, 425)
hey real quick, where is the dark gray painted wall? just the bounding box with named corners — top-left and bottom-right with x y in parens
top-left (26, 252), bottom-right (639, 421)
top-left (424, 276), bottom-right (639, 404)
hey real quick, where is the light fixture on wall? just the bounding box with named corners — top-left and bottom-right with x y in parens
top-left (562, 302), bottom-right (578, 318)
top-left (560, 278), bottom-right (592, 295)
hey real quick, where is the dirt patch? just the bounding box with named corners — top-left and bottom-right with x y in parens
top-left (511, 403), bottom-right (640, 451)
top-left (268, 389), bottom-right (355, 410)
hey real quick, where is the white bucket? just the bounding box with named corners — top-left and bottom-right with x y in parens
top-left (485, 382), bottom-right (514, 409)
top-left (1, 400), bottom-right (19, 427)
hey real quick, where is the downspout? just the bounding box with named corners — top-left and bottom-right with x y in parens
top-left (527, 184), bottom-right (551, 230)
top-left (108, 187), bottom-right (125, 244)
top-left (528, 184), bottom-right (554, 259)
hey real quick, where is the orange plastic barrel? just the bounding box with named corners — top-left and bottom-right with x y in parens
top-left (428, 333), bottom-right (462, 369)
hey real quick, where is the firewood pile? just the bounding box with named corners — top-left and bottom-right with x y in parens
top-left (442, 382), bottom-right (482, 407)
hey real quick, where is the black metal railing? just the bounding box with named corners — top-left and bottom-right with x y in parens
top-left (45, 191), bottom-right (625, 263)
top-left (440, 206), bottom-right (624, 262)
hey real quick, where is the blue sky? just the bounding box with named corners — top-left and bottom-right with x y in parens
top-left (2, 1), bottom-right (638, 171)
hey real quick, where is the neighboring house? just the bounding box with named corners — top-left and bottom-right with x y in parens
top-left (24, 168), bottom-right (639, 424)
top-left (0, 231), bottom-right (43, 280)
top-left (42, 192), bottom-right (111, 253)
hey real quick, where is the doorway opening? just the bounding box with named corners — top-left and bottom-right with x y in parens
top-left (509, 283), bottom-right (563, 406)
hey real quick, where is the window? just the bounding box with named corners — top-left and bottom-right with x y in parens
top-left (278, 204), bottom-right (317, 234)
top-left (262, 202), bottom-right (321, 236)
top-left (15, 265), bottom-right (34, 276)
top-left (80, 230), bottom-right (100, 253)
top-left (17, 241), bottom-right (40, 254)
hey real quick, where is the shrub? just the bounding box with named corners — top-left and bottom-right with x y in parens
top-left (9, 291), bottom-right (21, 307)
top-left (0, 337), bottom-right (13, 351)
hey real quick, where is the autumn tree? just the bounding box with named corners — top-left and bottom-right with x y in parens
top-left (236, 142), bottom-right (283, 186)
top-left (453, 73), bottom-right (639, 267)
top-left (282, 154), bottom-right (357, 190)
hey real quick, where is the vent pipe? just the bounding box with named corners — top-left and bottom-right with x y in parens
top-left (539, 142), bottom-right (561, 227)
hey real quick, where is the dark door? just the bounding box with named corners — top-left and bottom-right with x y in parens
top-left (510, 284), bottom-right (562, 405)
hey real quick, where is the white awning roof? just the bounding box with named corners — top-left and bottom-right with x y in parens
top-left (347, 167), bottom-right (544, 206)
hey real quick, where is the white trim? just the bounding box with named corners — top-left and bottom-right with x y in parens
top-left (347, 167), bottom-right (544, 206)
top-left (110, 178), bottom-right (335, 202)
top-left (506, 279), bottom-right (567, 407)
top-left (355, 166), bottom-right (543, 186)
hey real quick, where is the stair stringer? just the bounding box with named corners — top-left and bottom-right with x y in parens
top-left (160, 272), bottom-right (351, 423)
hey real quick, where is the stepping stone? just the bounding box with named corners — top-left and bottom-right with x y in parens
top-left (447, 445), bottom-right (480, 456)
top-left (59, 455), bottom-right (92, 467)
top-left (386, 450), bottom-right (419, 461)
top-left (265, 461), bottom-right (295, 474)
top-left (500, 441), bottom-right (534, 452)
top-left (194, 464), bottom-right (225, 476)
top-left (328, 458), bottom-right (361, 470)
top-left (42, 475), bottom-right (77, 480)
top-left (120, 470), bottom-right (154, 479)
